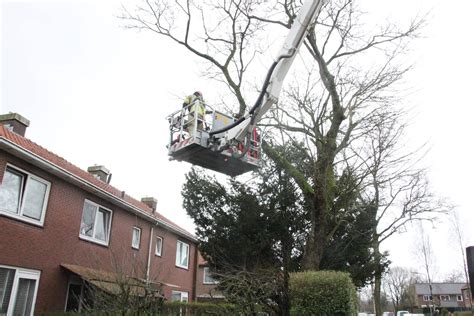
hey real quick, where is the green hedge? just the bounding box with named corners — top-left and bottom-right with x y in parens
top-left (454, 312), bottom-right (474, 316)
top-left (44, 302), bottom-right (240, 316)
top-left (289, 270), bottom-right (357, 316)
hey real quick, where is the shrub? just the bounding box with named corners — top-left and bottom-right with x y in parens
top-left (289, 270), bottom-right (357, 316)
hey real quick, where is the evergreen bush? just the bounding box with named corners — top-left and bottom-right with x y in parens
top-left (289, 270), bottom-right (357, 316)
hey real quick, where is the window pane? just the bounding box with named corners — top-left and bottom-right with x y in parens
top-left (0, 169), bottom-right (23, 214)
top-left (176, 242), bottom-right (189, 268)
top-left (23, 178), bottom-right (47, 220)
top-left (0, 268), bottom-right (15, 314)
top-left (156, 237), bottom-right (162, 255)
top-left (80, 202), bottom-right (96, 237)
top-left (171, 292), bottom-right (181, 302)
top-left (65, 283), bottom-right (83, 312)
top-left (94, 208), bottom-right (109, 242)
top-left (132, 228), bottom-right (140, 249)
top-left (204, 267), bottom-right (216, 284)
top-left (181, 244), bottom-right (188, 267)
top-left (13, 278), bottom-right (36, 316)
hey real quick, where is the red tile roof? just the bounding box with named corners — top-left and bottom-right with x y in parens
top-left (198, 252), bottom-right (208, 266)
top-left (0, 125), bottom-right (193, 239)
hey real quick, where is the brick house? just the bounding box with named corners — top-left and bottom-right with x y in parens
top-left (413, 283), bottom-right (471, 310)
top-left (0, 113), bottom-right (198, 315)
top-left (195, 253), bottom-right (224, 302)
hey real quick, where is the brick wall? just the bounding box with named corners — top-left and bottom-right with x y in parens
top-left (0, 151), bottom-right (196, 315)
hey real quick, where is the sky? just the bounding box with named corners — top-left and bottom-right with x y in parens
top-left (1, 0), bottom-right (473, 280)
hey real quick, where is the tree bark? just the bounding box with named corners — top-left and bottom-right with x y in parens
top-left (373, 238), bottom-right (383, 316)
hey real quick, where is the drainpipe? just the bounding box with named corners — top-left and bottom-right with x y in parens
top-left (146, 226), bottom-right (154, 282)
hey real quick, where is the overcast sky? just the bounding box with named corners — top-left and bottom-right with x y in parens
top-left (1, 0), bottom-right (473, 279)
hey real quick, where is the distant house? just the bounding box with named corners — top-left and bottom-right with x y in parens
top-left (413, 283), bottom-right (471, 310)
top-left (0, 113), bottom-right (198, 315)
top-left (195, 252), bottom-right (225, 302)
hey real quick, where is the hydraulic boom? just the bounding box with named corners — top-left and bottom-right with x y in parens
top-left (167, 0), bottom-right (325, 176)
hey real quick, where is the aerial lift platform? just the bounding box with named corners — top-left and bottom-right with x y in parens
top-left (166, 0), bottom-right (325, 176)
top-left (167, 104), bottom-right (260, 177)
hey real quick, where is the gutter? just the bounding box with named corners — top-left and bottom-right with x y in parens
top-left (0, 137), bottom-right (197, 242)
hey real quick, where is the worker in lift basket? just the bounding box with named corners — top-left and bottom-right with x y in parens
top-left (182, 91), bottom-right (206, 136)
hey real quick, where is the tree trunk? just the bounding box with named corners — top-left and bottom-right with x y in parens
top-left (302, 193), bottom-right (327, 270)
top-left (280, 234), bottom-right (291, 316)
top-left (373, 235), bottom-right (383, 316)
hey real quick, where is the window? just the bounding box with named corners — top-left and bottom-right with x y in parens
top-left (79, 200), bottom-right (112, 245)
top-left (203, 267), bottom-right (218, 284)
top-left (171, 291), bottom-right (188, 302)
top-left (423, 295), bottom-right (433, 301)
top-left (64, 278), bottom-right (92, 313)
top-left (440, 295), bottom-right (450, 301)
top-left (175, 241), bottom-right (189, 269)
top-left (0, 265), bottom-right (40, 316)
top-left (132, 227), bottom-right (141, 249)
top-left (0, 165), bottom-right (50, 226)
top-left (457, 295), bottom-right (463, 301)
top-left (155, 236), bottom-right (163, 256)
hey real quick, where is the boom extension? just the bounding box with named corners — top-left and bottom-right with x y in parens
top-left (166, 0), bottom-right (325, 176)
top-left (218, 0), bottom-right (326, 146)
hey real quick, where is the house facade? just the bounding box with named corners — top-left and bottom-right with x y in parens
top-left (195, 253), bottom-right (223, 302)
top-left (0, 113), bottom-right (198, 315)
top-left (413, 283), bottom-right (471, 310)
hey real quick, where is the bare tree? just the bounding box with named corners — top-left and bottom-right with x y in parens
top-left (254, 0), bottom-right (424, 273)
top-left (123, 0), bottom-right (425, 276)
top-left (449, 209), bottom-right (470, 285)
top-left (416, 223), bottom-right (437, 316)
top-left (121, 0), bottom-right (279, 116)
top-left (350, 108), bottom-right (449, 316)
top-left (384, 266), bottom-right (420, 311)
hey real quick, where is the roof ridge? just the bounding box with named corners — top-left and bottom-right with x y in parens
top-left (0, 125), bottom-right (194, 239)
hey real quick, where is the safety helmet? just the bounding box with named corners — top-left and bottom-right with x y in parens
top-left (193, 91), bottom-right (203, 97)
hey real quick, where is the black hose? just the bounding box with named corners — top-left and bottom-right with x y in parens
top-left (209, 51), bottom-right (295, 137)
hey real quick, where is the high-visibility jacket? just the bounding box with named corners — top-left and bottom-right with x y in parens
top-left (183, 95), bottom-right (205, 117)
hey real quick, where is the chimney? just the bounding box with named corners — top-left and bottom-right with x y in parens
top-left (0, 113), bottom-right (30, 137)
top-left (87, 165), bottom-right (111, 183)
top-left (141, 197), bottom-right (158, 212)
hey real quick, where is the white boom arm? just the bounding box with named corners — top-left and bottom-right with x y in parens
top-left (222, 0), bottom-right (326, 145)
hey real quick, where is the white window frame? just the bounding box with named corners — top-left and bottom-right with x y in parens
top-left (79, 199), bottom-right (113, 246)
top-left (132, 227), bottom-right (141, 250)
top-left (175, 240), bottom-right (190, 269)
top-left (0, 164), bottom-right (51, 226)
top-left (457, 294), bottom-right (463, 301)
top-left (155, 236), bottom-right (163, 256)
top-left (0, 264), bottom-right (41, 316)
top-left (440, 295), bottom-right (450, 301)
top-left (203, 267), bottom-right (218, 285)
top-left (64, 277), bottom-right (84, 312)
top-left (423, 295), bottom-right (433, 301)
top-left (171, 291), bottom-right (188, 303)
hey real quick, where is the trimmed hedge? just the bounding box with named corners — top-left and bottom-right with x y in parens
top-left (289, 270), bottom-right (357, 316)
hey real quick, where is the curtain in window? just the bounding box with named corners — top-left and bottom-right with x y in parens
top-left (132, 229), bottom-right (140, 248)
top-left (0, 268), bottom-right (15, 315)
top-left (80, 203), bottom-right (96, 237)
top-left (22, 178), bottom-right (47, 220)
top-left (13, 278), bottom-right (36, 316)
top-left (156, 238), bottom-right (162, 255)
top-left (178, 243), bottom-right (188, 267)
top-left (0, 170), bottom-right (23, 214)
top-left (94, 208), bottom-right (109, 242)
